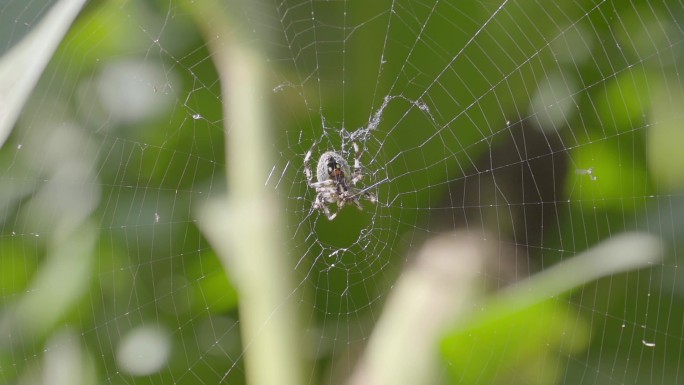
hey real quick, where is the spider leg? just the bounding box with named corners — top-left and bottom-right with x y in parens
top-left (312, 194), bottom-right (337, 220)
top-left (351, 141), bottom-right (364, 185)
top-left (365, 191), bottom-right (377, 204)
top-left (321, 203), bottom-right (337, 220)
top-left (303, 141), bottom-right (318, 185)
top-left (353, 199), bottom-right (363, 211)
top-left (312, 187), bottom-right (342, 221)
top-left (310, 180), bottom-right (335, 190)
top-left (350, 187), bottom-right (377, 205)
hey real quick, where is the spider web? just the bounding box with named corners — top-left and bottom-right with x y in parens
top-left (1, 0), bottom-right (683, 384)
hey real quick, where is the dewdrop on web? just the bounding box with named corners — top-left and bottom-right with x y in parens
top-left (575, 167), bottom-right (597, 181)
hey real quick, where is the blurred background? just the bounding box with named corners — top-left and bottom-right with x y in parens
top-left (0, 0), bottom-right (682, 384)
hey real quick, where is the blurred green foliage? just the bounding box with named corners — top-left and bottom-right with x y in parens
top-left (442, 300), bottom-right (590, 385)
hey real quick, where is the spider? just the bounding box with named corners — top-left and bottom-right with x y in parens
top-left (304, 141), bottom-right (377, 220)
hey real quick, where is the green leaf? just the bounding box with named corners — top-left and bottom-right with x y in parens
top-left (442, 300), bottom-right (590, 385)
top-left (0, 0), bottom-right (86, 148)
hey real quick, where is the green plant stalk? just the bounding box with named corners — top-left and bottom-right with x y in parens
top-left (490, 232), bottom-right (663, 316)
top-left (191, 1), bottom-right (305, 385)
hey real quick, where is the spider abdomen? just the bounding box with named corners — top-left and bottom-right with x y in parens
top-left (316, 151), bottom-right (352, 185)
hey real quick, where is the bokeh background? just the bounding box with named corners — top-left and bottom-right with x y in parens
top-left (1, 1), bottom-right (683, 384)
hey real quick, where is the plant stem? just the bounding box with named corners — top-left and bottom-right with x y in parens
top-left (192, 1), bottom-right (305, 384)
